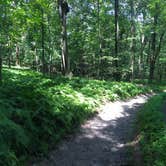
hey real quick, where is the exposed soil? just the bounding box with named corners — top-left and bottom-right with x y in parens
top-left (31, 94), bottom-right (152, 166)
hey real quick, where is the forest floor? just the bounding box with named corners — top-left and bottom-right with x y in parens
top-left (31, 94), bottom-right (152, 166)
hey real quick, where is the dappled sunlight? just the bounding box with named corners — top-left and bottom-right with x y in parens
top-left (98, 95), bottom-right (150, 121)
top-left (79, 95), bottom-right (150, 142)
top-left (33, 95), bottom-right (151, 166)
top-left (122, 95), bottom-right (150, 109)
top-left (34, 95), bottom-right (151, 166)
top-left (99, 101), bottom-right (126, 121)
top-left (1, 69), bottom-right (157, 165)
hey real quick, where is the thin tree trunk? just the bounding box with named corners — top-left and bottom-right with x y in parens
top-left (0, 45), bottom-right (2, 83)
top-left (35, 49), bottom-right (39, 71)
top-left (41, 8), bottom-right (45, 74)
top-left (7, 39), bottom-right (11, 68)
top-left (130, 0), bottom-right (136, 81)
top-left (8, 43), bottom-right (11, 68)
top-left (114, 0), bottom-right (120, 80)
top-left (5, 4), bottom-right (10, 69)
top-left (139, 34), bottom-right (145, 78)
top-left (15, 45), bottom-right (20, 66)
top-left (97, 0), bottom-right (102, 77)
top-left (47, 15), bottom-right (53, 76)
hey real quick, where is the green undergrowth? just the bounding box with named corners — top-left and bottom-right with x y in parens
top-left (134, 79), bottom-right (166, 92)
top-left (136, 93), bottom-right (166, 166)
top-left (0, 69), bottom-right (152, 165)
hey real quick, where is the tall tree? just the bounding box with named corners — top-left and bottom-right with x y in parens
top-left (58, 0), bottom-right (70, 75)
top-left (97, 0), bottom-right (101, 77)
top-left (41, 7), bottom-right (46, 74)
top-left (130, 0), bottom-right (136, 81)
top-left (0, 46), bottom-right (2, 83)
top-left (148, 1), bottom-right (166, 82)
top-left (114, 0), bottom-right (120, 80)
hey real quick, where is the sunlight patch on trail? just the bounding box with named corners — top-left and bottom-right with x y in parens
top-left (99, 101), bottom-right (125, 121)
top-left (99, 95), bottom-right (149, 121)
top-left (81, 94), bottom-right (150, 140)
top-left (33, 94), bottom-right (152, 166)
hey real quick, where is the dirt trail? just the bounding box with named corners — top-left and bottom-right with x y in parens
top-left (32, 94), bottom-right (151, 166)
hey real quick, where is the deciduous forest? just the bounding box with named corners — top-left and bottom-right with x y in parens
top-left (0, 0), bottom-right (166, 165)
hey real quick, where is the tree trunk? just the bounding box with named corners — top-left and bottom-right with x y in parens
top-left (149, 60), bottom-right (155, 82)
top-left (139, 34), bottom-right (146, 78)
top-left (8, 56), bottom-right (11, 68)
top-left (35, 49), bottom-right (39, 72)
top-left (41, 8), bottom-right (46, 74)
top-left (8, 40), bottom-right (11, 68)
top-left (0, 45), bottom-right (2, 83)
top-left (97, 0), bottom-right (102, 77)
top-left (15, 45), bottom-right (20, 66)
top-left (130, 0), bottom-right (136, 81)
top-left (62, 13), bottom-right (69, 75)
top-left (114, 0), bottom-right (120, 81)
top-left (149, 3), bottom-right (157, 83)
top-left (47, 15), bottom-right (53, 76)
top-left (58, 0), bottom-right (70, 75)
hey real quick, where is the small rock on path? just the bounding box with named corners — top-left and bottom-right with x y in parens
top-left (31, 94), bottom-right (151, 166)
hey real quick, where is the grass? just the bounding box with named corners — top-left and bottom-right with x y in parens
top-left (136, 93), bottom-right (166, 166)
top-left (0, 68), bottom-right (156, 165)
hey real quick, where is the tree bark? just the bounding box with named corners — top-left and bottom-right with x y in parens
top-left (7, 38), bottom-right (11, 68)
top-left (0, 45), bottom-right (2, 83)
top-left (139, 34), bottom-right (146, 78)
top-left (149, 3), bottom-right (157, 83)
top-left (149, 2), bottom-right (165, 83)
top-left (41, 8), bottom-right (46, 74)
top-left (130, 0), bottom-right (136, 81)
top-left (114, 0), bottom-right (120, 81)
top-left (15, 45), bottom-right (20, 66)
top-left (97, 0), bottom-right (101, 77)
top-left (58, 0), bottom-right (70, 75)
top-left (8, 44), bottom-right (11, 68)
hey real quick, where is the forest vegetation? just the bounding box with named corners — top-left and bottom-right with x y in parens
top-left (0, 0), bottom-right (166, 81)
top-left (137, 93), bottom-right (166, 166)
top-left (0, 0), bottom-right (166, 165)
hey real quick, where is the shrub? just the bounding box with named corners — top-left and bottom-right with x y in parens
top-left (0, 68), bottom-right (152, 165)
top-left (136, 93), bottom-right (166, 166)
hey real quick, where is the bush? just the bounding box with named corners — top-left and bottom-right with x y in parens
top-left (0, 68), bottom-right (152, 165)
top-left (136, 93), bottom-right (166, 166)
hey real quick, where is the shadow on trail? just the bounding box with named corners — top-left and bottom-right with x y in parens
top-left (33, 95), bottom-right (150, 166)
